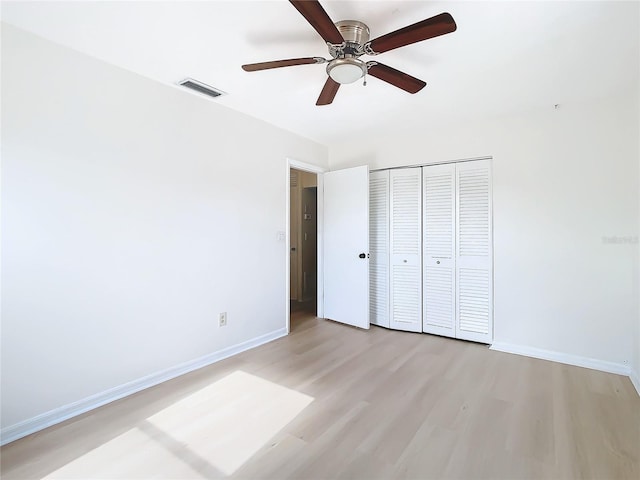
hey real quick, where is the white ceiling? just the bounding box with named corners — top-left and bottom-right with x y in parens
top-left (2, 1), bottom-right (639, 145)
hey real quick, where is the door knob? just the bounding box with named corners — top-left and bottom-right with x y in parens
top-left (359, 253), bottom-right (366, 259)
top-left (436, 260), bottom-right (440, 264)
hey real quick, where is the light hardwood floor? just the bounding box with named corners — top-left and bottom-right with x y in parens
top-left (2, 312), bottom-right (639, 479)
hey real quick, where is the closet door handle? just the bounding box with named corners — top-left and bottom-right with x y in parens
top-left (359, 253), bottom-right (366, 259)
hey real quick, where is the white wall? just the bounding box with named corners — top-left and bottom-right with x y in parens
top-left (1, 24), bottom-right (328, 432)
top-left (330, 88), bottom-right (639, 372)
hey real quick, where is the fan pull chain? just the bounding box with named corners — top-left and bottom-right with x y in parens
top-left (363, 72), bottom-right (367, 87)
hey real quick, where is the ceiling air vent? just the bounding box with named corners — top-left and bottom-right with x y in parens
top-left (177, 78), bottom-right (226, 99)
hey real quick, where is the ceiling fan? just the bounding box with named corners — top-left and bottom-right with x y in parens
top-left (242, 1), bottom-right (457, 106)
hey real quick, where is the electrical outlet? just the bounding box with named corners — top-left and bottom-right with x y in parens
top-left (219, 312), bottom-right (227, 327)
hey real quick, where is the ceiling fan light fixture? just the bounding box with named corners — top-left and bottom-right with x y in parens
top-left (243, 2), bottom-right (457, 105)
top-left (327, 58), bottom-right (367, 84)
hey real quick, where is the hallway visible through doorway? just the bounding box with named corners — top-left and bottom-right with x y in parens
top-left (289, 168), bottom-right (318, 320)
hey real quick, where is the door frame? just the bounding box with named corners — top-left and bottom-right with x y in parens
top-left (286, 158), bottom-right (326, 334)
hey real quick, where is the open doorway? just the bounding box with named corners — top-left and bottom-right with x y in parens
top-left (290, 168), bottom-right (318, 326)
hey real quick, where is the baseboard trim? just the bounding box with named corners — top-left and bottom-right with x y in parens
top-left (630, 369), bottom-right (640, 397)
top-left (490, 342), bottom-right (631, 377)
top-left (0, 327), bottom-right (287, 446)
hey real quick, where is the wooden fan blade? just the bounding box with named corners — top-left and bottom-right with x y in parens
top-left (242, 57), bottom-right (323, 72)
top-left (367, 12), bottom-right (456, 54)
top-left (367, 63), bottom-right (426, 94)
top-left (316, 77), bottom-right (340, 105)
top-left (290, 0), bottom-right (344, 45)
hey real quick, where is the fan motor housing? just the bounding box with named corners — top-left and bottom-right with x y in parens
top-left (335, 20), bottom-right (370, 46)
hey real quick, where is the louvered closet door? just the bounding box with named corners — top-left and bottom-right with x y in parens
top-left (369, 170), bottom-right (390, 328)
top-left (422, 164), bottom-right (456, 337)
top-left (390, 168), bottom-right (422, 332)
top-left (455, 160), bottom-right (493, 343)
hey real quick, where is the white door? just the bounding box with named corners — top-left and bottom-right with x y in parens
top-left (423, 164), bottom-right (456, 337)
top-left (389, 168), bottom-right (422, 332)
top-left (455, 160), bottom-right (493, 343)
top-left (369, 170), bottom-right (390, 328)
top-left (323, 165), bottom-right (370, 329)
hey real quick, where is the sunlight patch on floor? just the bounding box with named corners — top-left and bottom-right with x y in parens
top-left (43, 371), bottom-right (314, 478)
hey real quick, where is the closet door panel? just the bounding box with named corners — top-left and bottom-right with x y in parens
top-left (422, 164), bottom-right (455, 337)
top-left (369, 170), bottom-right (390, 328)
top-left (455, 160), bottom-right (493, 343)
top-left (389, 168), bottom-right (422, 332)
